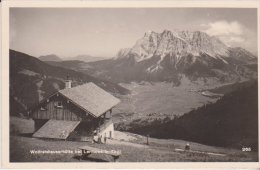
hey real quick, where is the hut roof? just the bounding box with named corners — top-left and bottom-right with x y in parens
top-left (59, 82), bottom-right (120, 118)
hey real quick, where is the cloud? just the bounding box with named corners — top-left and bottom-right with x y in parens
top-left (204, 21), bottom-right (243, 36)
top-left (201, 20), bottom-right (257, 55)
top-left (202, 20), bottom-right (246, 46)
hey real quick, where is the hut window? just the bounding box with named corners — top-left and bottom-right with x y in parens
top-left (40, 106), bottom-right (47, 111)
top-left (56, 101), bottom-right (63, 108)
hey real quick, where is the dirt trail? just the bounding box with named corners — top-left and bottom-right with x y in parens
top-left (107, 139), bottom-right (149, 148)
top-left (175, 148), bottom-right (226, 157)
top-left (108, 138), bottom-right (226, 157)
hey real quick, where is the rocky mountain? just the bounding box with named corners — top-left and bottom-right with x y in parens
top-left (10, 50), bottom-right (129, 116)
top-left (86, 30), bottom-right (257, 84)
top-left (117, 30), bottom-right (229, 62)
top-left (38, 54), bottom-right (62, 62)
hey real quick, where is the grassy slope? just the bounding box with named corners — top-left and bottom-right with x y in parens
top-left (208, 79), bottom-right (257, 94)
top-left (10, 117), bottom-right (257, 162)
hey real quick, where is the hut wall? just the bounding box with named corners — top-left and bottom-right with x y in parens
top-left (31, 94), bottom-right (93, 121)
top-left (99, 123), bottom-right (114, 139)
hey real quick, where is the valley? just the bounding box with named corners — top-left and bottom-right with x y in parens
top-left (112, 78), bottom-right (257, 124)
top-left (112, 81), bottom-right (221, 123)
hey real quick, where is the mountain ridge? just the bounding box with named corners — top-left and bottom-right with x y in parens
top-left (39, 54), bottom-right (105, 63)
top-left (10, 49), bottom-right (129, 116)
top-left (39, 54), bottom-right (62, 62)
top-left (64, 54), bottom-right (106, 63)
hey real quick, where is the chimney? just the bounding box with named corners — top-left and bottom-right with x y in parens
top-left (65, 74), bottom-right (72, 89)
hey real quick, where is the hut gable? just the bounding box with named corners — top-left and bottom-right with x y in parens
top-left (59, 82), bottom-right (120, 118)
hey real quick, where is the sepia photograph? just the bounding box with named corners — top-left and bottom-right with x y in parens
top-left (2, 1), bottom-right (259, 166)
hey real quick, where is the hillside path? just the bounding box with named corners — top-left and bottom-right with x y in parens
top-left (107, 139), bottom-right (227, 157)
top-left (107, 139), bottom-right (149, 148)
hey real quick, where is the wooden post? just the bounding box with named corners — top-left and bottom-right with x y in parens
top-left (113, 155), bottom-right (120, 162)
top-left (146, 134), bottom-right (149, 145)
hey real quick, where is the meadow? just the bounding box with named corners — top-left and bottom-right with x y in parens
top-left (10, 117), bottom-right (257, 162)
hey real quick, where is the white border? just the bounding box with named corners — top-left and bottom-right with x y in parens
top-left (1, 0), bottom-right (260, 169)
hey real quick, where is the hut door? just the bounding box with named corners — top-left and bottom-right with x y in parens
top-left (56, 101), bottom-right (63, 120)
top-left (109, 131), bottom-right (112, 138)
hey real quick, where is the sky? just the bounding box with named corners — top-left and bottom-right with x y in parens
top-left (10, 8), bottom-right (258, 58)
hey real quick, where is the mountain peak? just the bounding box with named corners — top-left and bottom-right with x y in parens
top-left (144, 30), bottom-right (156, 37)
top-left (162, 29), bottom-right (172, 34)
top-left (161, 29), bottom-right (174, 39)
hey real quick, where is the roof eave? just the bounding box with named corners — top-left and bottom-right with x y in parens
top-left (94, 99), bottom-right (121, 117)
